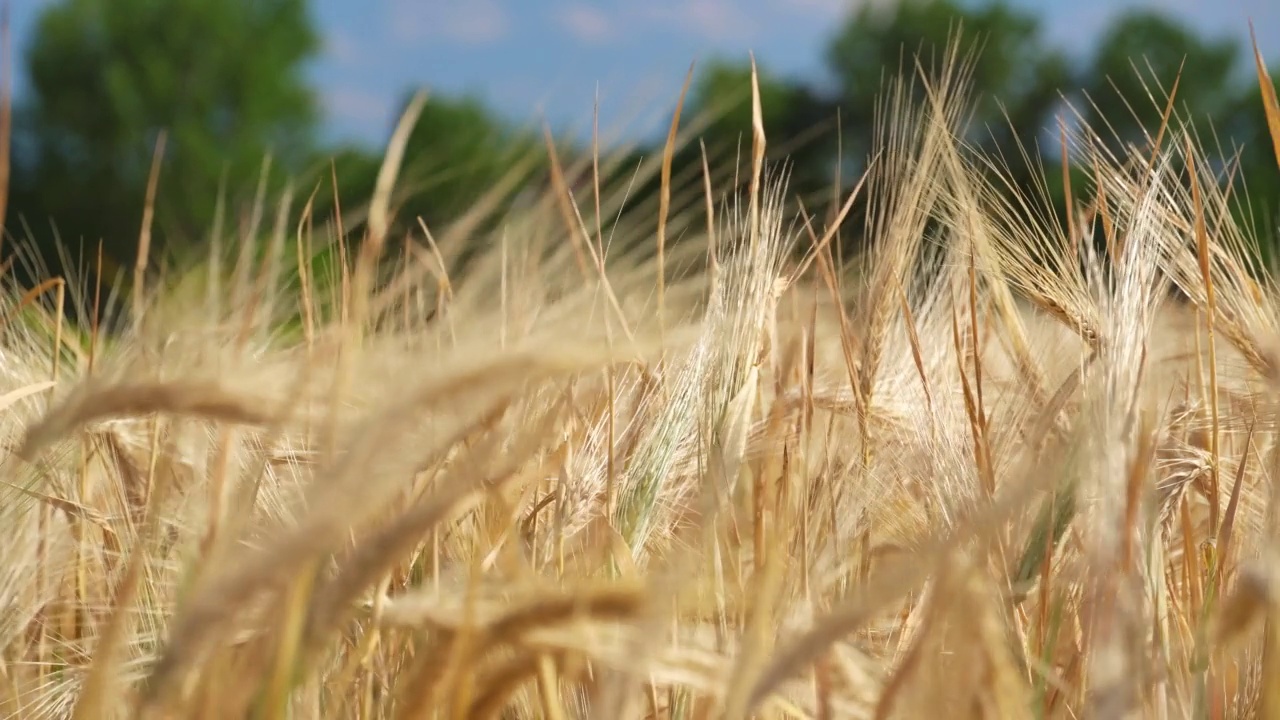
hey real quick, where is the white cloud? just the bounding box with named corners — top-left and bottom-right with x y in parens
top-left (768, 0), bottom-right (856, 18)
top-left (635, 0), bottom-right (757, 43)
top-left (325, 31), bottom-right (362, 66)
top-left (323, 87), bottom-right (395, 134)
top-left (557, 4), bottom-right (616, 44)
top-left (387, 0), bottom-right (510, 45)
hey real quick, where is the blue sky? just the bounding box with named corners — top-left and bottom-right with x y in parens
top-left (11, 0), bottom-right (1280, 150)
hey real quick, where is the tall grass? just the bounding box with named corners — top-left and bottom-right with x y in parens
top-left (1, 31), bottom-right (1280, 720)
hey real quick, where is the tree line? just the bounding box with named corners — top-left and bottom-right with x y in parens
top-left (6, 0), bottom-right (1280, 297)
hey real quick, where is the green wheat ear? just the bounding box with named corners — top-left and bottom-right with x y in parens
top-left (1012, 380), bottom-right (1092, 596)
top-left (1013, 476), bottom-right (1077, 589)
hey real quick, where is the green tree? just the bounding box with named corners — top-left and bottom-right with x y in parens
top-left (312, 91), bottom-right (549, 243)
top-left (12, 0), bottom-right (320, 273)
top-left (686, 59), bottom-right (834, 196)
top-left (670, 0), bottom-right (1075, 228)
top-left (1079, 10), bottom-right (1239, 157)
top-left (1220, 73), bottom-right (1280, 264)
top-left (825, 0), bottom-right (1070, 170)
top-left (391, 92), bottom-right (546, 230)
top-left (1079, 12), bottom-right (1279, 264)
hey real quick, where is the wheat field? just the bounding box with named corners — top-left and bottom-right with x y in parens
top-left (2, 38), bottom-right (1280, 720)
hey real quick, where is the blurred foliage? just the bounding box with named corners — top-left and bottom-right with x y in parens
top-left (311, 92), bottom-right (549, 242)
top-left (685, 59), bottom-right (835, 194)
top-left (4, 0), bottom-right (1279, 294)
top-left (11, 0), bottom-right (320, 281)
top-left (825, 0), bottom-right (1071, 168)
top-left (1081, 10), bottom-right (1241, 154)
top-left (679, 1), bottom-right (1280, 263)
